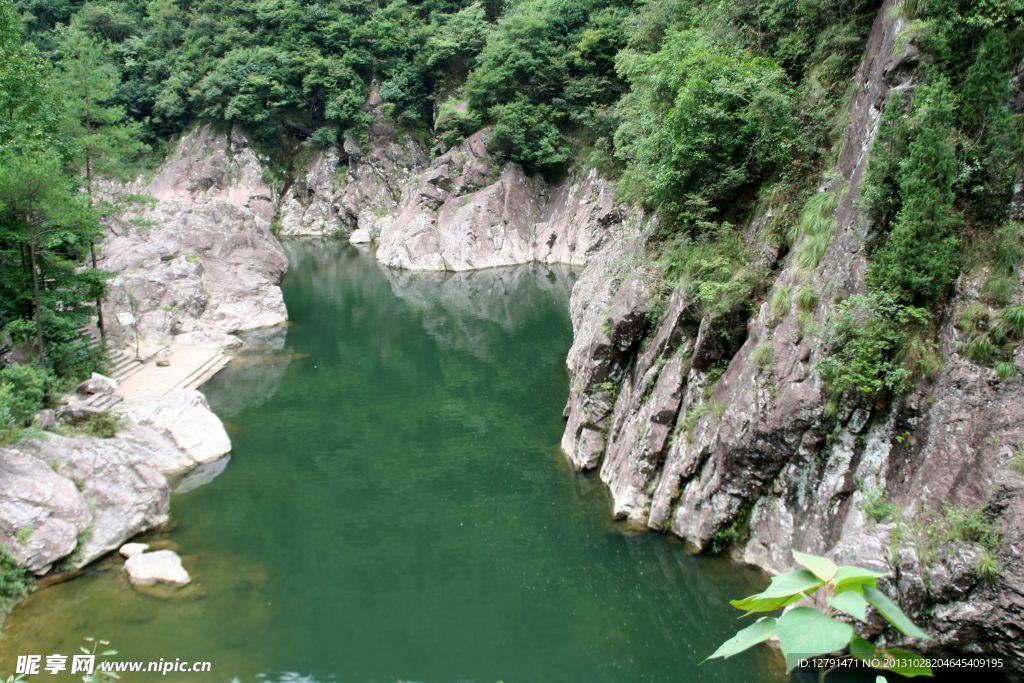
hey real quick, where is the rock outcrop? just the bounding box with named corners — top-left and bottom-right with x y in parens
top-left (560, 0), bottom-right (1024, 673)
top-left (376, 130), bottom-right (617, 271)
top-left (99, 125), bottom-right (288, 352)
top-left (0, 390), bottom-right (231, 574)
top-left (278, 87), bottom-right (428, 238)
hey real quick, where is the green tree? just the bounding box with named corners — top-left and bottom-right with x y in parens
top-left (0, 151), bottom-right (103, 371)
top-left (55, 23), bottom-right (147, 344)
top-left (867, 79), bottom-right (960, 306)
top-left (613, 28), bottom-right (799, 230)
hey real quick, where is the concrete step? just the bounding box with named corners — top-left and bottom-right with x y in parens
top-left (82, 391), bottom-right (124, 411)
top-left (169, 353), bottom-right (230, 393)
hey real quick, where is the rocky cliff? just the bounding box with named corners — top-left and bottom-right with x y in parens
top-left (100, 126), bottom-right (288, 352)
top-left (560, 0), bottom-right (1024, 673)
top-left (278, 88), bottom-right (428, 239)
top-left (375, 129), bottom-right (617, 270)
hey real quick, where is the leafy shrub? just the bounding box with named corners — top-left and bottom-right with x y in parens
top-left (770, 287), bottom-right (791, 319)
top-left (790, 190), bottom-right (837, 269)
top-left (861, 486), bottom-right (898, 523)
top-left (962, 333), bottom-right (996, 364)
top-left (867, 79), bottom-right (960, 306)
top-left (994, 361), bottom-right (1017, 381)
top-left (60, 411), bottom-right (124, 439)
top-left (817, 293), bottom-right (932, 401)
top-left (488, 98), bottom-right (569, 171)
top-left (654, 229), bottom-right (767, 318)
top-left (1003, 305), bottom-right (1024, 336)
top-left (614, 28), bottom-right (799, 230)
top-left (796, 286), bottom-right (819, 313)
top-left (752, 341), bottom-right (774, 371)
top-left (1011, 448), bottom-right (1024, 473)
top-left (0, 363), bottom-right (48, 427)
top-left (0, 548), bottom-right (32, 613)
top-left (975, 551), bottom-right (1002, 582)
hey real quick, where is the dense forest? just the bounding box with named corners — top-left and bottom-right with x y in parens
top-left (1, 0), bottom-right (1022, 451)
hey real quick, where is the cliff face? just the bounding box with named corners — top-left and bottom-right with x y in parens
top-left (100, 125), bottom-right (288, 352)
top-left (560, 0), bottom-right (1024, 672)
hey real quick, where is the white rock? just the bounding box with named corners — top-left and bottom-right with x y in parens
top-left (348, 228), bottom-right (373, 244)
top-left (124, 550), bottom-right (191, 586)
top-left (119, 542), bottom-right (149, 558)
top-left (120, 390), bottom-right (231, 476)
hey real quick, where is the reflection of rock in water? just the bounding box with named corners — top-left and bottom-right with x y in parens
top-left (201, 326), bottom-right (291, 418)
top-left (172, 456), bottom-right (230, 493)
top-left (381, 262), bottom-right (578, 360)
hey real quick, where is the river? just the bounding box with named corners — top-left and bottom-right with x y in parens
top-left (1, 241), bottom-right (793, 682)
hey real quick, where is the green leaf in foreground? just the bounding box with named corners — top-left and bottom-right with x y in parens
top-left (828, 589), bottom-right (868, 622)
top-left (793, 550), bottom-right (837, 581)
top-left (776, 607), bottom-right (854, 671)
top-left (864, 586), bottom-right (927, 639)
top-left (833, 565), bottom-right (888, 593)
top-left (851, 636), bottom-right (934, 677)
top-left (704, 617), bottom-right (778, 661)
top-left (730, 569), bottom-right (823, 613)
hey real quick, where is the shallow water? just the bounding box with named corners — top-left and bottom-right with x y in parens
top-left (1, 242), bottom-right (792, 682)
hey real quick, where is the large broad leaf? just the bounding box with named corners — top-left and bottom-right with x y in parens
top-left (850, 635), bottom-right (879, 660)
top-left (833, 565), bottom-right (888, 593)
top-left (864, 586), bottom-right (927, 639)
top-left (876, 648), bottom-right (934, 678)
top-left (776, 607), bottom-right (854, 671)
top-left (828, 589), bottom-right (868, 622)
top-left (793, 550), bottom-right (837, 582)
top-left (704, 617), bottom-right (778, 661)
top-left (851, 636), bottom-right (934, 678)
top-left (730, 570), bottom-right (823, 613)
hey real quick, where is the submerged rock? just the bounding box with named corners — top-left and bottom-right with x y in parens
top-left (119, 542), bottom-right (149, 558)
top-left (124, 549), bottom-right (191, 586)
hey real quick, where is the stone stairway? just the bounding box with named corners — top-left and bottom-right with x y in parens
top-left (168, 352), bottom-right (230, 392)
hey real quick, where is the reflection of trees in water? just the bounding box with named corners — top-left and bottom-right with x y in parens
top-left (380, 257), bottom-right (578, 362)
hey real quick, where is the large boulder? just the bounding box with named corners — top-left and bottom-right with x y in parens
top-left (0, 450), bottom-right (90, 573)
top-left (0, 432), bottom-right (169, 573)
top-left (0, 390), bottom-right (232, 574)
top-left (119, 390), bottom-right (231, 476)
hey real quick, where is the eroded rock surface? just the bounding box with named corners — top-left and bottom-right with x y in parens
top-left (376, 130), bottom-right (616, 271)
top-left (278, 87), bottom-right (428, 238)
top-left (100, 125), bottom-right (288, 352)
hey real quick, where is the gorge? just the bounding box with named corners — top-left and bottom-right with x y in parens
top-left (1, 0), bottom-right (1023, 679)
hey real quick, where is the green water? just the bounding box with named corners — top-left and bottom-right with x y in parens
top-left (1, 242), bottom-right (789, 683)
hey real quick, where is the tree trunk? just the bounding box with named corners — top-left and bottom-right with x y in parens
top-left (85, 152), bottom-right (106, 346)
top-left (27, 236), bottom-right (46, 366)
